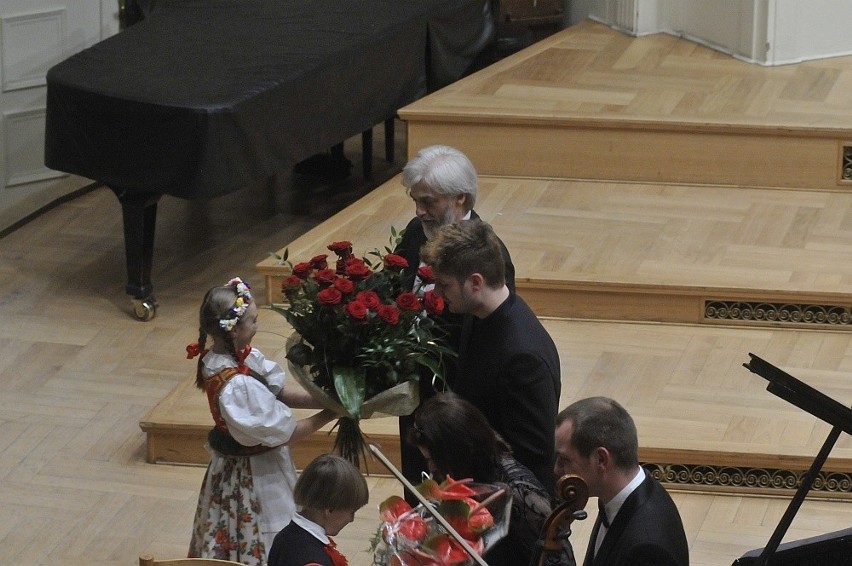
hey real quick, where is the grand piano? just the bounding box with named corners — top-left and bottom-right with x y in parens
top-left (44, 0), bottom-right (493, 319)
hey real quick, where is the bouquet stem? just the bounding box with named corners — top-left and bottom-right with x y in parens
top-left (334, 417), bottom-right (368, 470)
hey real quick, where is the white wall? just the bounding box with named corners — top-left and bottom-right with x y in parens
top-left (0, 0), bottom-right (119, 233)
top-left (588, 0), bottom-right (852, 66)
top-left (767, 0), bottom-right (852, 65)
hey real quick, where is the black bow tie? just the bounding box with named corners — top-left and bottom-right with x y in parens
top-left (598, 500), bottom-right (610, 528)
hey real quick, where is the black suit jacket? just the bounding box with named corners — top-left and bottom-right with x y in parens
top-left (455, 292), bottom-right (560, 491)
top-left (584, 473), bottom-right (689, 566)
top-left (395, 212), bottom-right (516, 499)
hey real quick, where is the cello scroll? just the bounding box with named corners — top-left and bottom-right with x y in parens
top-left (532, 474), bottom-right (590, 566)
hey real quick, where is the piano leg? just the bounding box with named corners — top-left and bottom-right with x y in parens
top-left (384, 117), bottom-right (395, 164)
top-left (362, 128), bottom-right (374, 179)
top-left (109, 186), bottom-right (161, 321)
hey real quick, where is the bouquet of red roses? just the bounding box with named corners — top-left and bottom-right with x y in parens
top-left (271, 232), bottom-right (455, 465)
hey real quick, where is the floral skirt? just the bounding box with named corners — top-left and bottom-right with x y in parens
top-left (188, 456), bottom-right (266, 565)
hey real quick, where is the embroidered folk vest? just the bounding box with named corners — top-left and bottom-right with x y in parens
top-left (204, 367), bottom-right (275, 457)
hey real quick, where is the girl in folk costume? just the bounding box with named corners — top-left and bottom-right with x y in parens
top-left (267, 454), bottom-right (369, 566)
top-left (187, 277), bottom-right (337, 565)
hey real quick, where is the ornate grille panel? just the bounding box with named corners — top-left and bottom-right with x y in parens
top-left (704, 301), bottom-right (852, 326)
top-left (843, 145), bottom-right (852, 181)
top-left (644, 462), bottom-right (852, 497)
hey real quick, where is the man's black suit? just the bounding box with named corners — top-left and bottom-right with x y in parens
top-left (394, 212), bottom-right (516, 498)
top-left (455, 291), bottom-right (560, 491)
top-left (584, 473), bottom-right (689, 566)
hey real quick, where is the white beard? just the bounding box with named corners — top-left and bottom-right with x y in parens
top-left (421, 207), bottom-right (461, 240)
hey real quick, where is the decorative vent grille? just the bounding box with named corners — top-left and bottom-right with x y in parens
top-left (842, 145), bottom-right (852, 182)
top-left (705, 301), bottom-right (852, 326)
top-left (644, 462), bottom-right (852, 498)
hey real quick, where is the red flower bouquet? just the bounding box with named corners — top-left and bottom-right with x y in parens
top-left (372, 477), bottom-right (512, 566)
top-left (272, 232), bottom-right (455, 466)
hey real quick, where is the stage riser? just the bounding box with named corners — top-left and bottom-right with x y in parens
top-left (141, 426), bottom-right (852, 499)
top-left (142, 426), bottom-right (402, 473)
top-left (520, 285), bottom-right (852, 330)
top-left (260, 274), bottom-right (852, 330)
top-left (404, 121), bottom-right (852, 193)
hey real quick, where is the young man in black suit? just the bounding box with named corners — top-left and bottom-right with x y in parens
top-left (554, 397), bottom-right (689, 566)
top-left (421, 219), bottom-right (560, 492)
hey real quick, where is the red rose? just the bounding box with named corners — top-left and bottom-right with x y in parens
top-left (316, 288), bottom-right (343, 306)
top-left (310, 254), bottom-right (329, 269)
top-left (376, 304), bottom-right (400, 325)
top-left (292, 262), bottom-right (313, 279)
top-left (314, 268), bottom-right (337, 286)
top-left (396, 291), bottom-right (421, 312)
top-left (345, 260), bottom-right (372, 280)
top-left (383, 253), bottom-right (408, 270)
top-left (345, 300), bottom-right (368, 321)
top-left (281, 275), bottom-right (303, 295)
top-left (334, 277), bottom-right (355, 295)
top-left (423, 290), bottom-right (444, 316)
top-left (356, 290), bottom-right (381, 309)
top-left (417, 265), bottom-right (435, 284)
top-left (327, 241), bottom-right (353, 256)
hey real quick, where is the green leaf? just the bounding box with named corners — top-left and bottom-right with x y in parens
top-left (437, 499), bottom-right (471, 519)
top-left (415, 355), bottom-right (443, 378)
top-left (268, 248), bottom-right (290, 266)
top-left (333, 366), bottom-right (366, 419)
top-left (285, 342), bottom-right (313, 366)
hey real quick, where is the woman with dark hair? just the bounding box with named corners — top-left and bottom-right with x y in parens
top-left (408, 392), bottom-right (576, 566)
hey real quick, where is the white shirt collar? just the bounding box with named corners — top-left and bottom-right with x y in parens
top-left (595, 467), bottom-right (645, 553)
top-left (605, 466), bottom-right (645, 525)
top-left (292, 512), bottom-right (329, 544)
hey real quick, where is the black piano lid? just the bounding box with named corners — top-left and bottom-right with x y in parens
top-left (44, 0), bottom-right (488, 199)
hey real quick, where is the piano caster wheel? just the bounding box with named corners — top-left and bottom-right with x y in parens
top-left (132, 297), bottom-right (157, 321)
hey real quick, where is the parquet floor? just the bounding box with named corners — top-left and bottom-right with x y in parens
top-left (4, 20), bottom-right (852, 566)
top-left (260, 174), bottom-right (852, 298)
top-left (2, 179), bottom-right (851, 565)
top-left (401, 20), bottom-right (852, 192)
top-left (404, 19), bottom-right (852, 130)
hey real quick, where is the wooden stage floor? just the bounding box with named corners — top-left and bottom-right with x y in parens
top-left (8, 18), bottom-right (852, 566)
top-left (401, 20), bottom-right (852, 193)
top-left (257, 174), bottom-right (852, 327)
top-left (157, 17), bottom-right (852, 501)
top-left (144, 292), bottom-right (852, 493)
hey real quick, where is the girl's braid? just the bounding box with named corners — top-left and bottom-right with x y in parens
top-left (194, 330), bottom-right (208, 389)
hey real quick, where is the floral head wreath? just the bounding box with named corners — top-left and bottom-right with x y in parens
top-left (219, 277), bottom-right (252, 332)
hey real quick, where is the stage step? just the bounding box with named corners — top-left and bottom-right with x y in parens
top-left (152, 20), bottom-right (852, 498)
top-left (256, 175), bottom-right (852, 329)
top-left (400, 21), bottom-right (852, 193)
top-left (140, 312), bottom-right (852, 499)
